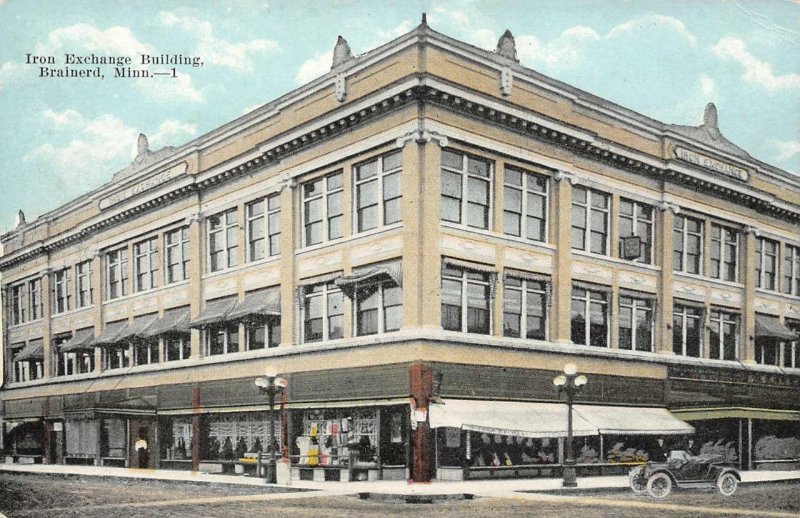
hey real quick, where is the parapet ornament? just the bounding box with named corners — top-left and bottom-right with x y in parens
top-left (554, 171), bottom-right (578, 185)
top-left (395, 130), bottom-right (449, 149)
top-left (14, 209), bottom-right (26, 228)
top-left (658, 201), bottom-right (680, 215)
top-left (745, 225), bottom-right (760, 237)
top-left (495, 29), bottom-right (519, 62)
top-left (331, 36), bottom-right (354, 69)
top-left (184, 212), bottom-right (203, 226)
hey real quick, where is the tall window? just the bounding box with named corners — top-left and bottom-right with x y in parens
top-left (354, 282), bottom-right (402, 336)
top-left (441, 263), bottom-right (492, 334)
top-left (440, 149), bottom-right (492, 229)
top-left (52, 268), bottom-right (71, 314)
top-left (208, 208), bottom-right (239, 272)
top-left (783, 244), bottom-right (800, 296)
top-left (570, 286), bottom-right (608, 346)
top-left (106, 247), bottom-right (129, 300)
top-left (134, 237), bottom-right (159, 292)
top-left (28, 278), bottom-right (42, 320)
top-left (783, 319), bottom-right (800, 369)
top-left (503, 275), bottom-right (547, 340)
top-left (571, 187), bottom-right (610, 255)
top-left (673, 305), bottom-right (702, 357)
top-left (302, 281), bottom-right (343, 342)
top-left (355, 151), bottom-right (402, 232)
top-left (207, 323), bottom-right (240, 355)
top-left (755, 237), bottom-right (778, 290)
top-left (709, 310), bottom-right (739, 361)
top-left (618, 199), bottom-right (653, 263)
top-left (76, 260), bottom-right (93, 308)
top-left (618, 295), bottom-right (653, 352)
top-left (246, 194), bottom-right (281, 262)
top-left (165, 333), bottom-right (191, 361)
top-left (303, 173), bottom-right (343, 246)
top-left (503, 167), bottom-right (547, 242)
top-left (164, 227), bottom-right (190, 284)
top-left (673, 215), bottom-right (703, 275)
top-left (10, 284), bottom-right (25, 325)
top-left (710, 224), bottom-right (738, 282)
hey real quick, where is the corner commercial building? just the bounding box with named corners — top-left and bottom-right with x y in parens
top-left (2, 21), bottom-right (799, 482)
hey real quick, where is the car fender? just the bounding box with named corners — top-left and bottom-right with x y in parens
top-left (716, 467), bottom-right (741, 481)
top-left (647, 468), bottom-right (678, 486)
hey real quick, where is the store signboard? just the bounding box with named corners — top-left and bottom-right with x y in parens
top-left (99, 161), bottom-right (188, 210)
top-left (674, 147), bottom-right (749, 181)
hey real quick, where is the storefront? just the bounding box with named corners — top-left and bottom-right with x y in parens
top-left (429, 399), bottom-right (694, 480)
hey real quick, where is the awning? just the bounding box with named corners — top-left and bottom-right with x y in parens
top-left (14, 339), bottom-right (44, 361)
top-left (59, 328), bottom-right (95, 353)
top-left (92, 321), bottom-right (128, 346)
top-left (143, 307), bottom-right (191, 337)
top-left (574, 405), bottom-right (695, 435)
top-left (429, 399), bottom-right (596, 438)
top-left (443, 257), bottom-right (496, 275)
top-left (117, 313), bottom-right (159, 341)
top-left (226, 289), bottom-right (281, 321)
top-left (335, 261), bottom-right (402, 298)
top-left (190, 297), bottom-right (237, 328)
top-left (671, 407), bottom-right (800, 422)
top-left (755, 315), bottom-right (798, 341)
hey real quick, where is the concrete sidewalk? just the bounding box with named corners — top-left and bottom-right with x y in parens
top-left (1, 463), bottom-right (798, 498)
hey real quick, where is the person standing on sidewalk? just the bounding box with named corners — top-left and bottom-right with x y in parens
top-left (135, 428), bottom-right (149, 469)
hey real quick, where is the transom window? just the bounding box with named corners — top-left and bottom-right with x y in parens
top-left (673, 305), bottom-right (702, 357)
top-left (75, 260), bottom-right (93, 308)
top-left (302, 281), bottom-right (344, 343)
top-left (52, 268), bottom-right (71, 314)
top-left (440, 149), bottom-right (492, 229)
top-left (673, 215), bottom-right (704, 275)
top-left (10, 284), bottom-right (25, 325)
top-left (106, 248), bottom-right (129, 300)
top-left (441, 263), bottom-right (493, 335)
top-left (134, 237), bottom-right (159, 292)
top-left (571, 187), bottom-right (610, 255)
top-left (570, 286), bottom-right (609, 347)
top-left (618, 199), bottom-right (653, 263)
top-left (503, 274), bottom-right (548, 340)
top-left (208, 208), bottom-right (239, 272)
top-left (709, 310), bottom-right (739, 361)
top-left (755, 237), bottom-right (778, 290)
top-left (710, 224), bottom-right (738, 282)
top-left (303, 172), bottom-right (343, 246)
top-left (164, 227), bottom-right (190, 284)
top-left (618, 295), bottom-right (653, 352)
top-left (503, 166), bottom-right (547, 242)
top-left (783, 244), bottom-right (800, 296)
top-left (28, 278), bottom-right (42, 320)
top-left (355, 151), bottom-right (402, 233)
top-left (246, 194), bottom-right (281, 262)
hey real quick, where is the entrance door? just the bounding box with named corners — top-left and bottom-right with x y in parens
top-left (128, 418), bottom-right (156, 469)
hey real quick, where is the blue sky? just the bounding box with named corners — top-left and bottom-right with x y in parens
top-left (0, 0), bottom-right (798, 235)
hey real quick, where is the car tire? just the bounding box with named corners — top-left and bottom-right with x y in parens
top-left (646, 472), bottom-right (672, 499)
top-left (717, 472), bottom-right (738, 496)
top-left (629, 466), bottom-right (647, 495)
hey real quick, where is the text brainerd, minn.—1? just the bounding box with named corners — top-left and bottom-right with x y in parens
top-left (25, 53), bottom-right (204, 79)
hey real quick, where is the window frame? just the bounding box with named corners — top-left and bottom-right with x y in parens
top-left (245, 193), bottom-right (281, 262)
top-left (133, 236), bottom-right (160, 292)
top-left (502, 166), bottom-right (548, 243)
top-left (618, 295), bottom-right (654, 352)
top-left (302, 171), bottom-right (344, 247)
top-left (10, 284), bottom-right (25, 325)
top-left (570, 285), bottom-right (609, 347)
top-left (28, 278), bottom-right (42, 321)
top-left (502, 275), bottom-right (548, 340)
top-left (354, 151), bottom-right (403, 234)
top-left (205, 322), bottom-right (241, 355)
top-left (618, 198), bottom-right (654, 264)
top-left (164, 227), bottom-right (190, 284)
top-left (710, 223), bottom-right (739, 282)
top-left (570, 186), bottom-right (611, 255)
top-left (52, 268), bottom-right (71, 314)
top-left (207, 208), bottom-right (240, 273)
top-left (673, 215), bottom-right (704, 275)
top-left (164, 333), bottom-right (191, 362)
top-left (301, 281), bottom-right (344, 343)
top-left (441, 264), bottom-right (493, 335)
top-left (103, 343), bottom-right (131, 370)
top-left (75, 260), bottom-right (93, 308)
top-left (673, 304), bottom-right (703, 357)
top-left (353, 281), bottom-right (402, 337)
top-left (106, 247), bottom-right (129, 300)
top-left (783, 319), bottom-right (800, 369)
top-left (755, 237), bottom-right (778, 291)
top-left (708, 309), bottom-right (739, 361)
top-left (783, 244), bottom-right (800, 296)
top-left (440, 149), bottom-right (493, 230)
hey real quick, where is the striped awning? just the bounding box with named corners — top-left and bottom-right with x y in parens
top-left (190, 297), bottom-right (237, 328)
top-left (14, 339), bottom-right (44, 361)
top-left (143, 307), bottom-right (191, 337)
top-left (117, 313), bottom-right (159, 341)
top-left (755, 315), bottom-right (798, 341)
top-left (92, 321), bottom-right (128, 346)
top-left (336, 261), bottom-right (402, 298)
top-left (59, 328), bottom-right (95, 353)
top-left (226, 289), bottom-right (281, 321)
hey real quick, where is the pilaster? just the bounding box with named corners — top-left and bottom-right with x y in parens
top-left (656, 202), bottom-right (679, 355)
top-left (741, 226), bottom-right (758, 364)
top-left (552, 171), bottom-right (575, 343)
top-left (186, 212), bottom-right (203, 359)
top-left (92, 250), bottom-right (103, 373)
top-left (40, 268), bottom-right (52, 378)
top-left (278, 176), bottom-right (296, 346)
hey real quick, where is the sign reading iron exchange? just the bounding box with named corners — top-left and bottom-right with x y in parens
top-left (674, 147), bottom-right (749, 182)
top-left (99, 162), bottom-right (188, 210)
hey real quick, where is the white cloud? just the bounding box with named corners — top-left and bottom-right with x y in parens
top-left (607, 14), bottom-right (697, 46)
top-left (159, 11), bottom-right (278, 72)
top-left (242, 103), bottom-right (262, 115)
top-left (431, 6), bottom-right (496, 50)
top-left (771, 140), bottom-right (800, 161)
top-left (136, 70), bottom-right (205, 103)
top-left (42, 108), bottom-right (84, 128)
top-left (149, 119), bottom-right (197, 148)
top-left (378, 19), bottom-right (415, 40)
top-left (700, 75), bottom-right (716, 96)
top-left (34, 23), bottom-right (152, 57)
top-left (712, 37), bottom-right (800, 91)
top-left (295, 50), bottom-right (332, 85)
top-left (0, 61), bottom-right (24, 90)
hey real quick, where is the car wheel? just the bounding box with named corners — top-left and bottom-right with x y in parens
top-left (646, 472), bottom-right (672, 499)
top-left (629, 466), bottom-right (647, 495)
top-left (717, 472), bottom-right (738, 496)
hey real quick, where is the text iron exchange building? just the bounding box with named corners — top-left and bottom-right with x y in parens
top-left (2, 20), bottom-right (799, 482)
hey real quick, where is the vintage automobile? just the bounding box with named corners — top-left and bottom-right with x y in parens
top-left (628, 450), bottom-right (741, 499)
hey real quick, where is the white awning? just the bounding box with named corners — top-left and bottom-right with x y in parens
top-left (574, 405), bottom-right (694, 435)
top-left (429, 399), bottom-right (596, 438)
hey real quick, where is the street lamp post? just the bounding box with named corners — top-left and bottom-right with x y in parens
top-left (255, 367), bottom-right (287, 484)
top-left (553, 363), bottom-right (588, 488)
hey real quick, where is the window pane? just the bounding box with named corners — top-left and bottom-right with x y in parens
top-left (383, 171), bottom-right (401, 200)
top-left (505, 168), bottom-right (522, 186)
top-left (383, 151), bottom-right (402, 171)
top-left (357, 160), bottom-right (378, 181)
top-left (619, 306), bottom-right (632, 350)
top-left (467, 157), bottom-right (489, 177)
top-left (504, 186), bottom-right (521, 212)
top-left (570, 299), bottom-right (586, 345)
top-left (441, 150), bottom-right (462, 169)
